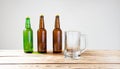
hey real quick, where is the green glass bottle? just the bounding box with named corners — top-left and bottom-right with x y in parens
top-left (23, 17), bottom-right (33, 53)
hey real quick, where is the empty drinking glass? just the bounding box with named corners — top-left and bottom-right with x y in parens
top-left (64, 31), bottom-right (86, 59)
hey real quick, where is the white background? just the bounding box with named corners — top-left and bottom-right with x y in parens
top-left (0, 0), bottom-right (120, 50)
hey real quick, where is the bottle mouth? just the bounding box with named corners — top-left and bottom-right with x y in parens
top-left (40, 15), bottom-right (44, 18)
top-left (26, 16), bottom-right (30, 19)
top-left (56, 15), bottom-right (59, 18)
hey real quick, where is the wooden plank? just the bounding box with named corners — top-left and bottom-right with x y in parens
top-left (0, 50), bottom-right (120, 64)
top-left (0, 64), bottom-right (120, 69)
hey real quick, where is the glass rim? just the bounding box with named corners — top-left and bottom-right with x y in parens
top-left (64, 31), bottom-right (81, 33)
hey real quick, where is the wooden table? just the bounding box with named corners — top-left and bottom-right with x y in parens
top-left (0, 50), bottom-right (120, 69)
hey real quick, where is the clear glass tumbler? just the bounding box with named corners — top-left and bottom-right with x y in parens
top-left (64, 31), bottom-right (86, 59)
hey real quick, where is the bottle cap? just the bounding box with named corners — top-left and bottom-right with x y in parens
top-left (26, 16), bottom-right (30, 20)
top-left (56, 14), bottom-right (59, 17)
top-left (40, 15), bottom-right (44, 17)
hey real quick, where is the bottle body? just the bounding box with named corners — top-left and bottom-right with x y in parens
top-left (37, 29), bottom-right (47, 53)
top-left (53, 28), bottom-right (62, 53)
top-left (23, 17), bottom-right (33, 53)
top-left (37, 15), bottom-right (47, 53)
top-left (53, 15), bottom-right (62, 53)
top-left (23, 28), bottom-right (33, 53)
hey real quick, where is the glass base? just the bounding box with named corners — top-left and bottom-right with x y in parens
top-left (24, 51), bottom-right (33, 53)
top-left (64, 50), bottom-right (80, 59)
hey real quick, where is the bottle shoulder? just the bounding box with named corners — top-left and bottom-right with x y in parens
top-left (37, 28), bottom-right (46, 31)
top-left (53, 28), bottom-right (62, 31)
top-left (23, 28), bottom-right (33, 32)
top-left (37, 28), bottom-right (47, 33)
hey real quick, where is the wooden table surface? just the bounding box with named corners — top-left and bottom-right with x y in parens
top-left (0, 50), bottom-right (120, 69)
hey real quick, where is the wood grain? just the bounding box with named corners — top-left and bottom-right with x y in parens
top-left (0, 64), bottom-right (120, 69)
top-left (0, 50), bottom-right (120, 69)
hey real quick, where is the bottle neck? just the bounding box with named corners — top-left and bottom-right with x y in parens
top-left (39, 15), bottom-right (45, 29)
top-left (55, 15), bottom-right (60, 29)
top-left (25, 17), bottom-right (31, 29)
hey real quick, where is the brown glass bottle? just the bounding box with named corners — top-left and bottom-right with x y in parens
top-left (53, 15), bottom-right (62, 53)
top-left (37, 15), bottom-right (47, 53)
